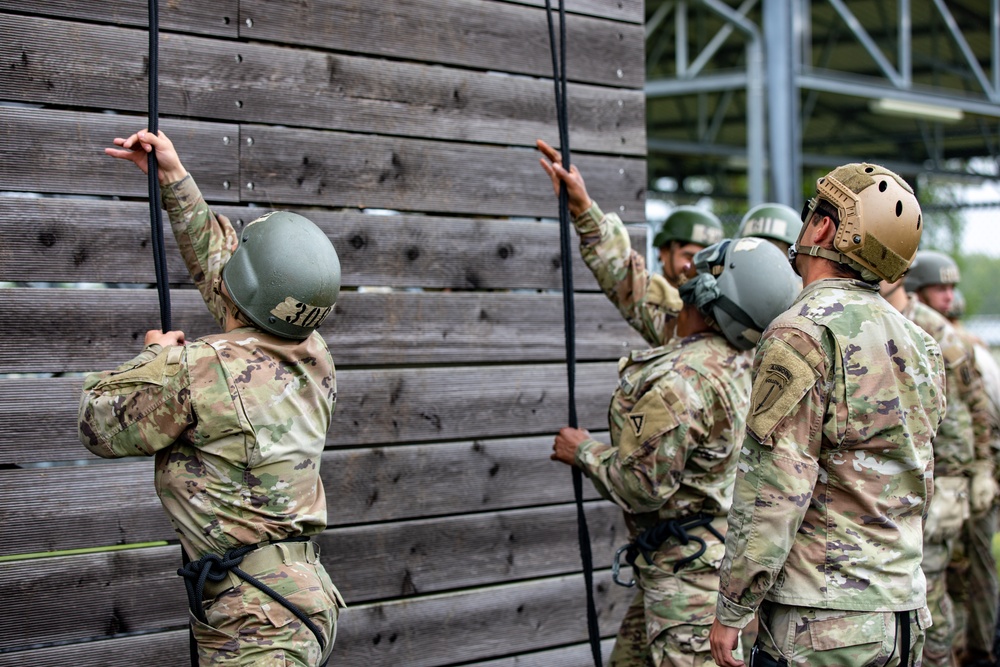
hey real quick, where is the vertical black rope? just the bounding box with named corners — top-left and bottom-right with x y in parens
top-left (544, 3), bottom-right (602, 666)
top-left (148, 0), bottom-right (171, 332)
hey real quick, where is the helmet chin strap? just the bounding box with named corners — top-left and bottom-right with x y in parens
top-left (787, 203), bottom-right (854, 276)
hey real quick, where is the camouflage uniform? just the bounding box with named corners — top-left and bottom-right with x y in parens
top-left (901, 295), bottom-right (993, 667)
top-left (574, 202), bottom-right (681, 347)
top-left (79, 175), bottom-right (343, 666)
top-left (717, 279), bottom-right (946, 665)
top-left (576, 332), bottom-right (752, 666)
top-left (947, 328), bottom-right (1000, 663)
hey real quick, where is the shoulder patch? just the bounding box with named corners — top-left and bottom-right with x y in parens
top-left (747, 339), bottom-right (820, 444)
top-left (618, 386), bottom-right (682, 462)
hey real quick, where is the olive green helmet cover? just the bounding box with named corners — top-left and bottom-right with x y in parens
top-left (653, 206), bottom-right (724, 248)
top-left (738, 203), bottom-right (803, 246)
top-left (904, 249), bottom-right (961, 292)
top-left (679, 237), bottom-right (801, 350)
top-left (223, 211), bottom-right (341, 340)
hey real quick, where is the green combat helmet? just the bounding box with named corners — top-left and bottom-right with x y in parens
top-left (223, 211), bottom-right (341, 340)
top-left (738, 203), bottom-right (803, 247)
top-left (652, 206), bottom-right (724, 249)
top-left (794, 163), bottom-right (922, 282)
top-left (679, 237), bottom-right (800, 350)
top-left (904, 249), bottom-right (961, 292)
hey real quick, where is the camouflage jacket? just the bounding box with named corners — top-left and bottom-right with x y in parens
top-left (574, 202), bottom-right (681, 347)
top-left (575, 332), bottom-right (752, 539)
top-left (955, 326), bottom-right (1000, 474)
top-left (903, 294), bottom-right (992, 478)
top-left (78, 176), bottom-right (335, 559)
top-left (716, 279), bottom-right (945, 628)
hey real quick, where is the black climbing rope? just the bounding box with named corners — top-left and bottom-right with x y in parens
top-left (147, 0), bottom-right (171, 332)
top-left (544, 3), bottom-right (603, 665)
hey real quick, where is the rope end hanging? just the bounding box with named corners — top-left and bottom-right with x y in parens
top-left (545, 2), bottom-right (602, 666)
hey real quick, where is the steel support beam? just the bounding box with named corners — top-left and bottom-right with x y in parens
top-left (765, 0), bottom-right (798, 205)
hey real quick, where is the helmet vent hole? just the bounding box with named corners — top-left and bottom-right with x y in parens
top-left (878, 181), bottom-right (887, 192)
top-left (895, 201), bottom-right (903, 217)
top-left (865, 167), bottom-right (874, 173)
top-left (917, 215), bottom-right (922, 230)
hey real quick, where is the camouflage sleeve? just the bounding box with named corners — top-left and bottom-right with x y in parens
top-left (575, 375), bottom-right (706, 514)
top-left (574, 201), bottom-right (678, 347)
top-left (959, 343), bottom-right (995, 476)
top-left (78, 343), bottom-right (194, 458)
top-left (716, 328), bottom-right (826, 628)
top-left (160, 174), bottom-right (240, 329)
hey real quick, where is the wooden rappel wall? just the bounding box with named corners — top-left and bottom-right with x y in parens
top-left (0, 1), bottom-right (648, 664)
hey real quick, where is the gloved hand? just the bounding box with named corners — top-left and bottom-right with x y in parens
top-left (971, 468), bottom-right (998, 514)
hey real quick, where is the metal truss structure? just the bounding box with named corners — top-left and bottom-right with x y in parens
top-left (644, 0), bottom-right (1000, 211)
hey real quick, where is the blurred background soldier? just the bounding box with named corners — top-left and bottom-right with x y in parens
top-left (79, 129), bottom-right (344, 666)
top-left (907, 254), bottom-right (1000, 667)
top-left (538, 139), bottom-right (722, 347)
top-left (710, 163), bottom-right (945, 667)
top-left (736, 203), bottom-right (803, 257)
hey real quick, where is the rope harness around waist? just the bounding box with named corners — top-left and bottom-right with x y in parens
top-left (612, 512), bottom-right (725, 587)
top-left (177, 536), bottom-right (327, 654)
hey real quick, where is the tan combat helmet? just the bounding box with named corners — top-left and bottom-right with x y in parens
top-left (223, 211), bottom-right (341, 340)
top-left (793, 163), bottom-right (922, 282)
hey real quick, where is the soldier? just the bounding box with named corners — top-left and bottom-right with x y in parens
top-left (79, 129), bottom-right (345, 666)
top-left (537, 139), bottom-right (722, 347)
top-left (539, 140), bottom-right (800, 666)
top-left (904, 253), bottom-right (999, 667)
top-left (736, 203), bottom-right (803, 257)
top-left (709, 163), bottom-right (947, 667)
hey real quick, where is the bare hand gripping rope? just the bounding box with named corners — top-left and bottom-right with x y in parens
top-left (544, 3), bottom-right (603, 665)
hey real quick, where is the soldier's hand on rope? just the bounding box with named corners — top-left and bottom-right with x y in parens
top-left (144, 329), bottom-right (186, 348)
top-left (536, 139), bottom-right (592, 219)
top-left (106, 129), bottom-right (188, 185)
top-left (551, 426), bottom-right (590, 465)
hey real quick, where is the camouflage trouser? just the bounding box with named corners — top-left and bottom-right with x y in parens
top-left (923, 539), bottom-right (958, 667)
top-left (609, 521), bottom-right (731, 667)
top-left (947, 505), bottom-right (999, 660)
top-left (191, 551), bottom-right (345, 666)
top-left (754, 601), bottom-right (929, 666)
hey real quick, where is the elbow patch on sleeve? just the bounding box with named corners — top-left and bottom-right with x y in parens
top-left (618, 386), bottom-right (682, 463)
top-left (747, 339), bottom-right (820, 444)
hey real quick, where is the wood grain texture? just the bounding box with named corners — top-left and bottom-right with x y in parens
top-left (239, 0), bottom-right (645, 88)
top-left (0, 288), bottom-right (645, 372)
top-left (240, 124), bottom-right (646, 219)
top-left (0, 436), bottom-right (618, 555)
top-left (0, 14), bottom-right (645, 154)
top-left (0, 561), bottom-right (629, 665)
top-left (0, 363), bottom-right (619, 464)
top-left (0, 107), bottom-right (239, 201)
top-left (0, 198), bottom-right (650, 289)
top-left (0, 0), bottom-right (239, 36)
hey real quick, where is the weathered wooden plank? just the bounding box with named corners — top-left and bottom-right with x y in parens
top-left (0, 564), bottom-right (628, 665)
top-left (0, 288), bottom-right (644, 373)
top-left (0, 198), bottom-right (650, 289)
top-left (473, 639), bottom-right (616, 667)
top-left (0, 1), bottom-right (239, 37)
top-left (0, 107), bottom-right (239, 201)
top-left (0, 363), bottom-right (619, 464)
top-left (240, 124), bottom-right (646, 219)
top-left (0, 436), bottom-right (617, 554)
top-left (0, 14), bottom-right (645, 155)
top-left (240, 0), bottom-right (646, 88)
top-left (0, 631), bottom-right (615, 667)
top-left (503, 0), bottom-right (643, 24)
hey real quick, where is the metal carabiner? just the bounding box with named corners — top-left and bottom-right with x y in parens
top-left (611, 544), bottom-right (636, 588)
